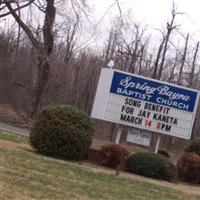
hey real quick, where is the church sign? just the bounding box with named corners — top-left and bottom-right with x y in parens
top-left (91, 68), bottom-right (199, 139)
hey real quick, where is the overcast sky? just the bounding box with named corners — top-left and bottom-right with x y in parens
top-left (1, 0), bottom-right (199, 50)
top-left (90, 0), bottom-right (200, 43)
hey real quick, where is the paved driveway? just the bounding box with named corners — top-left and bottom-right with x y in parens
top-left (0, 122), bottom-right (30, 136)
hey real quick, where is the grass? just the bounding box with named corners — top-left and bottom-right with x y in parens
top-left (0, 132), bottom-right (200, 200)
top-left (0, 131), bottom-right (28, 144)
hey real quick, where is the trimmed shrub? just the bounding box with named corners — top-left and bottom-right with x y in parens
top-left (88, 148), bottom-right (102, 164)
top-left (158, 149), bottom-right (170, 158)
top-left (177, 152), bottom-right (200, 184)
top-left (100, 143), bottom-right (128, 169)
top-left (29, 105), bottom-right (93, 160)
top-left (186, 138), bottom-right (200, 155)
top-left (126, 152), bottom-right (177, 181)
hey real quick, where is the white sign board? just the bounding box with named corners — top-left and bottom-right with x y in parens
top-left (91, 68), bottom-right (199, 139)
top-left (127, 130), bottom-right (151, 146)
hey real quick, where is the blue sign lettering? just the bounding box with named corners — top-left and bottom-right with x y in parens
top-left (110, 72), bottom-right (198, 112)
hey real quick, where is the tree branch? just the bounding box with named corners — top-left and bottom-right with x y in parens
top-left (4, 2), bottom-right (40, 50)
top-left (13, 82), bottom-right (35, 93)
top-left (0, 0), bottom-right (34, 18)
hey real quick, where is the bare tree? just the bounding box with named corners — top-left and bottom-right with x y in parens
top-left (63, 16), bottom-right (79, 65)
top-left (168, 50), bottom-right (180, 82)
top-left (177, 33), bottom-right (189, 85)
top-left (188, 41), bottom-right (199, 87)
top-left (104, 18), bottom-right (121, 64)
top-left (2, 0), bottom-right (56, 117)
top-left (152, 37), bottom-right (165, 79)
top-left (157, 4), bottom-right (181, 80)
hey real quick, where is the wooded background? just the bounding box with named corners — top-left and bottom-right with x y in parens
top-left (0, 1), bottom-right (199, 146)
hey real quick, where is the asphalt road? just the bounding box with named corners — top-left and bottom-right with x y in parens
top-left (0, 122), bottom-right (30, 137)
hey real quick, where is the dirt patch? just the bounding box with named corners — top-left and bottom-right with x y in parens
top-left (0, 104), bottom-right (24, 123)
top-left (0, 140), bottom-right (31, 152)
top-left (0, 183), bottom-right (35, 200)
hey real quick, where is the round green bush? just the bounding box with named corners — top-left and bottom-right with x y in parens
top-left (126, 152), bottom-right (177, 181)
top-left (29, 105), bottom-right (93, 160)
top-left (186, 138), bottom-right (200, 155)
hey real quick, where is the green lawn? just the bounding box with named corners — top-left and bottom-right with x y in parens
top-left (0, 132), bottom-right (199, 200)
top-left (0, 132), bottom-right (28, 144)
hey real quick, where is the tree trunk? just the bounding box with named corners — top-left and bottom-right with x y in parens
top-left (31, 55), bottom-right (50, 117)
top-left (152, 38), bottom-right (164, 79)
top-left (177, 33), bottom-right (189, 85)
top-left (4, 1), bottom-right (56, 118)
top-left (188, 41), bottom-right (199, 87)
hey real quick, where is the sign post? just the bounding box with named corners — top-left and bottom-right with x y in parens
top-left (91, 68), bottom-right (199, 144)
top-left (115, 127), bottom-right (122, 144)
top-left (154, 135), bottom-right (161, 153)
